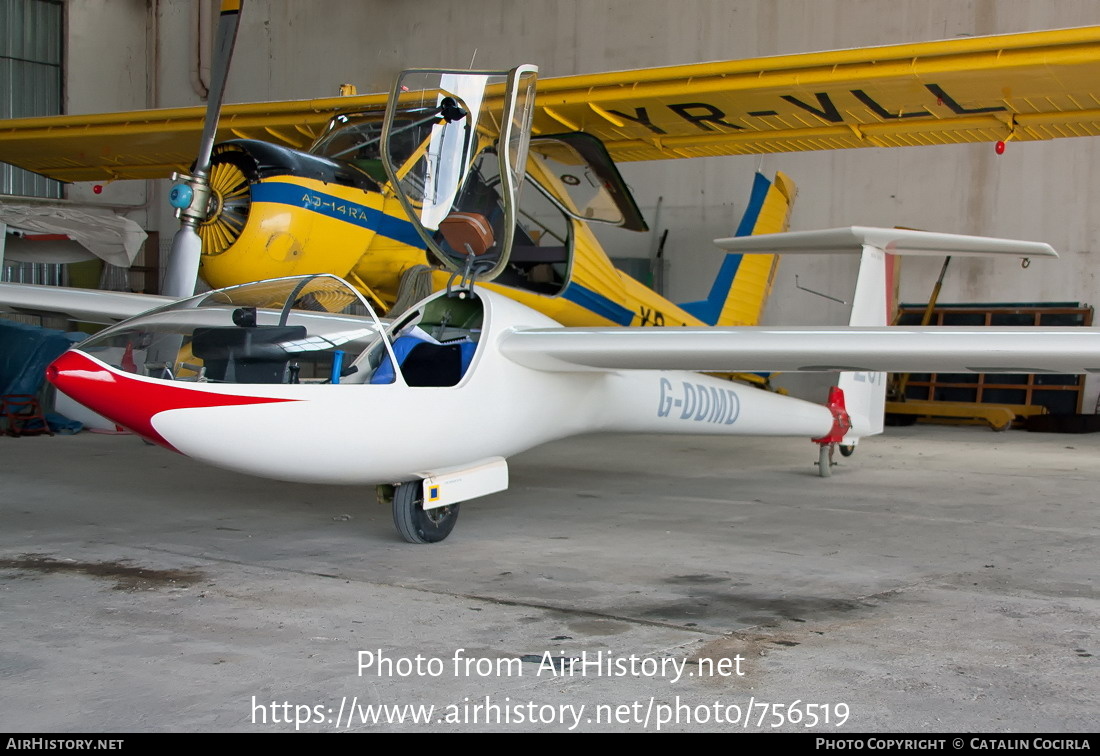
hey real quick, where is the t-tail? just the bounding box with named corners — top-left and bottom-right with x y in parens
top-left (678, 171), bottom-right (797, 327)
top-left (714, 226), bottom-right (1057, 454)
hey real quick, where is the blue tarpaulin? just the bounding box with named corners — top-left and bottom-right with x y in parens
top-left (1, 321), bottom-right (86, 432)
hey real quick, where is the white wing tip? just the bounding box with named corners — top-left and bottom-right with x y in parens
top-left (715, 226), bottom-right (1058, 258)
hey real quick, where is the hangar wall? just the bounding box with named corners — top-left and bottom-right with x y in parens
top-left (61, 0), bottom-right (1100, 407)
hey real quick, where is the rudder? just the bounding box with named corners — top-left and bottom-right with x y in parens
top-left (678, 171), bottom-right (796, 326)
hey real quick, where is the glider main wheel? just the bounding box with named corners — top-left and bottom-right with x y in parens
top-left (392, 481), bottom-right (460, 544)
top-left (839, 444), bottom-right (855, 457)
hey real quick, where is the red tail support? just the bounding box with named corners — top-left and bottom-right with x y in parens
top-left (812, 386), bottom-right (852, 445)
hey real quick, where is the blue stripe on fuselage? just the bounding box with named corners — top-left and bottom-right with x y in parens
top-left (254, 181), bottom-right (633, 325)
top-left (562, 282), bottom-right (634, 325)
top-left (251, 181), bottom-right (427, 249)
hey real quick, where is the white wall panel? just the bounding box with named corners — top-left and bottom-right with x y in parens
top-left (58, 1), bottom-right (1100, 409)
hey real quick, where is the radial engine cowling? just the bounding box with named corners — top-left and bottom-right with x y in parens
top-left (197, 140), bottom-right (388, 289)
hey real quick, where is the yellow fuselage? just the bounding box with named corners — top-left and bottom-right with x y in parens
top-left (198, 164), bottom-right (785, 330)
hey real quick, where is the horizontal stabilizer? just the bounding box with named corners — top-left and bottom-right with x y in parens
top-left (713, 227), bottom-right (1057, 258)
top-left (500, 325), bottom-right (1100, 374)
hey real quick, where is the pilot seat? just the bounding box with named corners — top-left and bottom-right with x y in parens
top-left (191, 324), bottom-right (306, 383)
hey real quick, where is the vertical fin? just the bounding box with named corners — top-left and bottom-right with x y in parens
top-left (678, 171), bottom-right (796, 326)
top-left (837, 244), bottom-right (890, 439)
top-left (713, 225), bottom-right (1054, 441)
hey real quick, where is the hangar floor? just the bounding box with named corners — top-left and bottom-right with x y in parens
top-left (1, 425), bottom-right (1096, 733)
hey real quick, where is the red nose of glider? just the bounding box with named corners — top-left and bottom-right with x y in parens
top-left (47, 350), bottom-right (293, 451)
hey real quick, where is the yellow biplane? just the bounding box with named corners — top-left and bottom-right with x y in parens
top-left (2, 14), bottom-right (1100, 329)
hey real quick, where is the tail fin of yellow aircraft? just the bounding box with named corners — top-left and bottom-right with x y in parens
top-left (678, 171), bottom-right (795, 326)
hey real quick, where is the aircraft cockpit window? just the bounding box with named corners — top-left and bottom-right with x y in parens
top-left (309, 111), bottom-right (390, 183)
top-left (381, 66), bottom-right (537, 282)
top-left (75, 275), bottom-right (400, 386)
top-left (528, 134), bottom-right (648, 232)
top-left (424, 152), bottom-right (571, 297)
top-left (507, 171), bottom-right (572, 295)
top-left (356, 293), bottom-right (485, 388)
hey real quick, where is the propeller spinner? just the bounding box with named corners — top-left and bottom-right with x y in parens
top-left (163, 0), bottom-right (243, 298)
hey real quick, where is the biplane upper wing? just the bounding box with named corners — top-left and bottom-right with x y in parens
top-left (0, 93), bottom-right (391, 182)
top-left (2, 25), bottom-right (1100, 182)
top-left (532, 25), bottom-right (1100, 161)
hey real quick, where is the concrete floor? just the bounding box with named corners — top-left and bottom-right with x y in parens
top-left (0, 425), bottom-right (1096, 733)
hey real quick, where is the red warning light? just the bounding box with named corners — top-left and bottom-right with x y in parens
top-left (994, 141), bottom-right (1006, 155)
top-left (93, 184), bottom-right (103, 194)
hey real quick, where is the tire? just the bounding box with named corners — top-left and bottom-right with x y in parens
top-left (817, 444), bottom-right (832, 478)
top-left (392, 481), bottom-right (460, 543)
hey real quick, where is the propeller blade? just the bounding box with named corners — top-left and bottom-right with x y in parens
top-left (162, 0), bottom-right (243, 298)
top-left (195, 0), bottom-right (243, 175)
top-left (162, 225), bottom-right (203, 298)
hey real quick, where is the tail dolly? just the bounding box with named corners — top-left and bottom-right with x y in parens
top-left (812, 386), bottom-right (853, 478)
